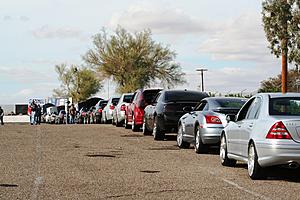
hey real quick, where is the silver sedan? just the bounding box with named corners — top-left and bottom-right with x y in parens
top-left (220, 93), bottom-right (300, 179)
top-left (177, 97), bottom-right (246, 153)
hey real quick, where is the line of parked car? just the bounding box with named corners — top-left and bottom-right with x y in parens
top-left (98, 89), bottom-right (300, 180)
top-left (42, 89), bottom-right (300, 180)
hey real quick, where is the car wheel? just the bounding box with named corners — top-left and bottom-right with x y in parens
top-left (116, 117), bottom-right (122, 127)
top-left (194, 126), bottom-right (208, 154)
top-left (248, 142), bottom-right (264, 180)
top-left (124, 116), bottom-right (130, 129)
top-left (142, 117), bottom-right (151, 135)
top-left (132, 115), bottom-right (140, 132)
top-left (177, 124), bottom-right (190, 148)
top-left (103, 114), bottom-right (107, 124)
top-left (112, 116), bottom-right (116, 125)
top-left (220, 134), bottom-right (236, 167)
top-left (153, 116), bottom-right (164, 140)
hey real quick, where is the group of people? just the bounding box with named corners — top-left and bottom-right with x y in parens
top-left (28, 100), bottom-right (42, 125)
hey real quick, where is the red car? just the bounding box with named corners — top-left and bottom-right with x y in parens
top-left (125, 88), bottom-right (162, 131)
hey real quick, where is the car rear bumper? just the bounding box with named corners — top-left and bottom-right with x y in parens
top-left (201, 127), bottom-right (222, 144)
top-left (256, 141), bottom-right (300, 167)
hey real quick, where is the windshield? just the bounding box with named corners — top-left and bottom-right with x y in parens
top-left (214, 99), bottom-right (246, 109)
top-left (165, 91), bottom-right (207, 102)
top-left (269, 97), bottom-right (300, 116)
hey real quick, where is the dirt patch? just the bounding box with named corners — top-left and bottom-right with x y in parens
top-left (0, 184), bottom-right (18, 188)
top-left (147, 145), bottom-right (179, 151)
top-left (121, 134), bottom-right (143, 138)
top-left (140, 170), bottom-right (160, 174)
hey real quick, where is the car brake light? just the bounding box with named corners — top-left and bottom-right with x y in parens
top-left (121, 104), bottom-right (126, 111)
top-left (266, 121), bottom-right (292, 139)
top-left (205, 115), bottom-right (222, 124)
top-left (109, 105), bottom-right (114, 110)
top-left (98, 108), bottom-right (102, 113)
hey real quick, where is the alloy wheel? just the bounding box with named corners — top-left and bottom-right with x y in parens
top-left (177, 126), bottom-right (183, 146)
top-left (248, 144), bottom-right (255, 177)
top-left (220, 136), bottom-right (226, 163)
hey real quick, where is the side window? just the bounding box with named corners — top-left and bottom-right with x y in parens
top-left (236, 98), bottom-right (255, 121)
top-left (153, 92), bottom-right (162, 104)
top-left (245, 97), bottom-right (262, 120)
top-left (196, 101), bottom-right (207, 111)
top-left (203, 103), bottom-right (209, 111)
top-left (133, 92), bottom-right (140, 102)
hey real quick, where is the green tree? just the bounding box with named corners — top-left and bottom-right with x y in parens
top-left (83, 27), bottom-right (185, 93)
top-left (53, 64), bottom-right (102, 102)
top-left (262, 0), bottom-right (300, 93)
top-left (259, 68), bottom-right (300, 92)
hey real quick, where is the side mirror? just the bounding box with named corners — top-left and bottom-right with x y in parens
top-left (183, 106), bottom-right (193, 112)
top-left (226, 114), bottom-right (236, 123)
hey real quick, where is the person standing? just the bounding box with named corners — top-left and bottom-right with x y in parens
top-left (0, 106), bottom-right (4, 125)
top-left (30, 100), bottom-right (37, 125)
top-left (69, 104), bottom-right (76, 124)
top-left (36, 104), bottom-right (42, 125)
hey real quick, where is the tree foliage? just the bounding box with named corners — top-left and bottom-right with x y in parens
top-left (262, 0), bottom-right (300, 65)
top-left (53, 64), bottom-right (102, 102)
top-left (83, 27), bottom-right (185, 93)
top-left (259, 69), bottom-right (300, 92)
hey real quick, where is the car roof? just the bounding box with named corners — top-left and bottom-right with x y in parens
top-left (257, 93), bottom-right (300, 98)
top-left (203, 97), bottom-right (246, 101)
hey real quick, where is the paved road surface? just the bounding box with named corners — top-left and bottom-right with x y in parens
top-left (1, 124), bottom-right (300, 200)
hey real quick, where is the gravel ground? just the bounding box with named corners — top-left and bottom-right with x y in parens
top-left (1, 123), bottom-right (300, 200)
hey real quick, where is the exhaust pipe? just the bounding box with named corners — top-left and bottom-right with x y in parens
top-left (288, 162), bottom-right (299, 169)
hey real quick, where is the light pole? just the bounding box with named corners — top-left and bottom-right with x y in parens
top-left (196, 68), bottom-right (208, 92)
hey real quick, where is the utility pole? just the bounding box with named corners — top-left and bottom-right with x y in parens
top-left (196, 68), bottom-right (208, 92)
top-left (282, 0), bottom-right (288, 93)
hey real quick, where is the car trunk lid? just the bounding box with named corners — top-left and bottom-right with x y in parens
top-left (281, 119), bottom-right (300, 143)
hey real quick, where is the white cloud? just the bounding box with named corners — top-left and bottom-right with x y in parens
top-left (199, 14), bottom-right (272, 62)
top-left (32, 25), bottom-right (86, 40)
top-left (110, 5), bottom-right (216, 35)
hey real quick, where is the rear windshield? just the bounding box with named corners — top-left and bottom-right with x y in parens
top-left (214, 99), bottom-right (246, 109)
top-left (143, 90), bottom-right (161, 104)
top-left (269, 97), bottom-right (300, 116)
top-left (165, 91), bottom-right (207, 102)
top-left (112, 98), bottom-right (120, 105)
top-left (99, 101), bottom-right (108, 106)
top-left (123, 95), bottom-right (133, 103)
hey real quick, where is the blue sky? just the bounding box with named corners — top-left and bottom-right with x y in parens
top-left (0, 0), bottom-right (281, 104)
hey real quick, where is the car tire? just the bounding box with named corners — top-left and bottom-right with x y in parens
top-left (177, 124), bottom-right (190, 148)
top-left (142, 117), bottom-right (151, 135)
top-left (112, 116), bottom-right (116, 125)
top-left (194, 126), bottom-right (208, 154)
top-left (103, 114), bottom-right (107, 124)
top-left (132, 115), bottom-right (140, 132)
top-left (220, 134), bottom-right (236, 167)
top-left (248, 142), bottom-right (264, 180)
top-left (153, 116), bottom-right (164, 140)
top-left (116, 117), bottom-right (123, 127)
top-left (124, 115), bottom-right (130, 129)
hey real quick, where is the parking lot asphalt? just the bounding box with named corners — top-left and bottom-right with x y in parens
top-left (1, 124), bottom-right (300, 200)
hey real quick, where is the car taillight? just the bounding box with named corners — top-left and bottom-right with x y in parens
top-left (266, 121), bottom-right (292, 139)
top-left (98, 108), bottom-right (102, 113)
top-left (205, 115), bottom-right (222, 124)
top-left (109, 105), bottom-right (114, 110)
top-left (121, 104), bottom-right (126, 111)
